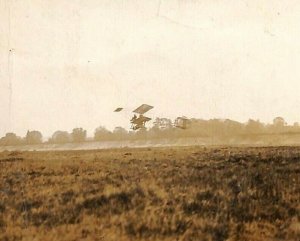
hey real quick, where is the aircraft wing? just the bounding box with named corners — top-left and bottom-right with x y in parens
top-left (133, 104), bottom-right (153, 114)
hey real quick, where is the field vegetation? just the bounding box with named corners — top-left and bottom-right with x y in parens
top-left (0, 146), bottom-right (299, 240)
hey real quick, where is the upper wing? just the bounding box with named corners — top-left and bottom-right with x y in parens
top-left (133, 104), bottom-right (153, 114)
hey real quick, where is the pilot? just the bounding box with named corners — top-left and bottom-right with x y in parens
top-left (131, 114), bottom-right (137, 122)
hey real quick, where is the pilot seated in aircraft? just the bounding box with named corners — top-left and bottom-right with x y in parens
top-left (131, 114), bottom-right (137, 123)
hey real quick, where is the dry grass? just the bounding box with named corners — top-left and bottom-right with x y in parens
top-left (0, 146), bottom-right (299, 240)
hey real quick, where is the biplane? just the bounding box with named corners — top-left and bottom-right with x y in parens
top-left (114, 104), bottom-right (153, 131)
top-left (114, 104), bottom-right (190, 130)
top-left (130, 104), bottom-right (153, 130)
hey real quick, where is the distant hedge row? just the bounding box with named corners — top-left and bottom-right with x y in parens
top-left (1, 117), bottom-right (299, 146)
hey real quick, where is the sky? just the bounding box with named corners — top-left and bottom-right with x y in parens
top-left (1, 0), bottom-right (300, 138)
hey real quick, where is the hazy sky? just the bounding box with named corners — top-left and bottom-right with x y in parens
top-left (1, 0), bottom-right (300, 137)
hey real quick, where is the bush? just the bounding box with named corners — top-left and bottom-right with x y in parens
top-left (25, 130), bottom-right (43, 145)
top-left (50, 131), bottom-right (70, 143)
top-left (0, 133), bottom-right (22, 146)
top-left (71, 128), bottom-right (87, 142)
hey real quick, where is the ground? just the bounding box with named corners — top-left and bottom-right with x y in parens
top-left (0, 146), bottom-right (300, 241)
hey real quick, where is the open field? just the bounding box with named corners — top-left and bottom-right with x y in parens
top-left (0, 146), bottom-right (299, 241)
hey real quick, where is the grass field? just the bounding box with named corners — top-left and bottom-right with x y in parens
top-left (0, 146), bottom-right (299, 240)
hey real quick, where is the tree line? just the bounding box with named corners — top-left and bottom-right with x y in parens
top-left (1, 117), bottom-right (300, 146)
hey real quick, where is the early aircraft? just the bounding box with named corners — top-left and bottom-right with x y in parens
top-left (114, 104), bottom-right (153, 131)
top-left (114, 104), bottom-right (190, 130)
top-left (130, 104), bottom-right (153, 130)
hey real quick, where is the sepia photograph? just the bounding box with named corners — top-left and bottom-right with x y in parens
top-left (0, 1), bottom-right (300, 240)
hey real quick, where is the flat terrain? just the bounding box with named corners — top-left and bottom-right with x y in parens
top-left (0, 146), bottom-right (299, 241)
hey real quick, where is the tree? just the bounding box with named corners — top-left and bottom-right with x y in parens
top-left (113, 126), bottom-right (128, 140)
top-left (71, 128), bottom-right (87, 142)
top-left (133, 127), bottom-right (148, 139)
top-left (94, 126), bottom-right (113, 141)
top-left (149, 118), bottom-right (175, 138)
top-left (0, 133), bottom-right (22, 146)
top-left (245, 119), bottom-right (264, 134)
top-left (271, 117), bottom-right (286, 133)
top-left (273, 117), bottom-right (286, 127)
top-left (25, 130), bottom-right (43, 144)
top-left (152, 118), bottom-right (173, 130)
top-left (50, 131), bottom-right (70, 143)
top-left (206, 119), bottom-right (227, 136)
